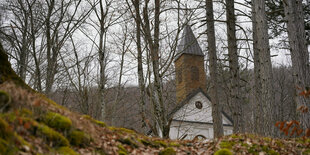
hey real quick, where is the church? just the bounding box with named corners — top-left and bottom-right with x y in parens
top-left (168, 25), bottom-right (233, 140)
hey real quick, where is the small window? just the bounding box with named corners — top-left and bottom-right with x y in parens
top-left (195, 101), bottom-right (203, 109)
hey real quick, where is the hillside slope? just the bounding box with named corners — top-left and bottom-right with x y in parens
top-left (0, 44), bottom-right (310, 154)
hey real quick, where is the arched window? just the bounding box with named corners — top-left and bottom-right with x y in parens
top-left (191, 66), bottom-right (199, 81)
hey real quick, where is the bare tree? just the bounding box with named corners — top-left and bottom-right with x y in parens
top-left (252, 0), bottom-right (275, 136)
top-left (44, 0), bottom-right (92, 95)
top-left (132, 0), bottom-right (148, 132)
top-left (225, 0), bottom-right (244, 133)
top-left (283, 0), bottom-right (310, 129)
top-left (206, 0), bottom-right (224, 138)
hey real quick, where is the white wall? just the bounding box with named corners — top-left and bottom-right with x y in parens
top-left (169, 92), bottom-right (233, 140)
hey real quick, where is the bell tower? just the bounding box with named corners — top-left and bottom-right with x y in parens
top-left (175, 25), bottom-right (207, 103)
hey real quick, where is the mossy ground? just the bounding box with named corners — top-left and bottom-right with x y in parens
top-left (42, 112), bottom-right (72, 131)
top-left (214, 148), bottom-right (233, 155)
top-left (158, 147), bottom-right (176, 155)
top-left (68, 130), bottom-right (91, 147)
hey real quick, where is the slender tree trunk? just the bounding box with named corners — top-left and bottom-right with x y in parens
top-left (206, 0), bottom-right (224, 138)
top-left (283, 0), bottom-right (310, 129)
top-left (28, 1), bottom-right (42, 92)
top-left (133, 0), bottom-right (148, 132)
top-left (152, 0), bottom-right (168, 138)
top-left (45, 0), bottom-right (55, 95)
top-left (98, 3), bottom-right (106, 121)
top-left (251, 0), bottom-right (262, 134)
top-left (225, 0), bottom-right (243, 133)
top-left (252, 0), bottom-right (275, 136)
top-left (18, 24), bottom-right (29, 81)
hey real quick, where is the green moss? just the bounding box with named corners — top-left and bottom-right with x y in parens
top-left (248, 144), bottom-right (260, 154)
top-left (118, 150), bottom-right (127, 155)
top-left (117, 144), bottom-right (127, 154)
top-left (296, 138), bottom-right (310, 144)
top-left (0, 138), bottom-right (8, 154)
top-left (0, 117), bottom-right (13, 140)
top-left (262, 145), bottom-right (269, 152)
top-left (169, 142), bottom-right (181, 147)
top-left (94, 149), bottom-right (108, 155)
top-left (219, 141), bottom-right (235, 149)
top-left (138, 138), bottom-right (151, 146)
top-left (82, 115), bottom-right (106, 127)
top-left (42, 112), bottom-right (72, 131)
top-left (0, 138), bottom-right (18, 155)
top-left (94, 120), bottom-right (106, 127)
top-left (117, 138), bottom-right (138, 148)
top-left (1, 112), bottom-right (16, 123)
top-left (241, 142), bottom-right (249, 147)
top-left (0, 90), bottom-right (11, 112)
top-left (154, 140), bottom-right (168, 148)
top-left (37, 123), bottom-right (69, 147)
top-left (109, 127), bottom-right (135, 134)
top-left (13, 132), bottom-right (31, 147)
top-left (230, 134), bottom-right (242, 139)
top-left (275, 140), bottom-right (283, 147)
top-left (68, 130), bottom-right (91, 147)
top-left (19, 108), bottom-right (33, 117)
top-left (303, 149), bottom-right (310, 155)
top-left (158, 147), bottom-right (176, 155)
top-left (56, 146), bottom-right (78, 155)
top-left (268, 149), bottom-right (279, 155)
top-left (263, 137), bottom-right (272, 142)
top-left (214, 149), bottom-right (233, 155)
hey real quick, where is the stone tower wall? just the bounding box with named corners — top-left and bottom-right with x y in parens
top-left (175, 54), bottom-right (207, 103)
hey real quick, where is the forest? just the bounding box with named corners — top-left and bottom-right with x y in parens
top-left (0, 0), bottom-right (309, 154)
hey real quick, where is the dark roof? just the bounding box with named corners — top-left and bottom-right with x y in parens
top-left (175, 25), bottom-right (204, 61)
top-left (168, 88), bottom-right (233, 124)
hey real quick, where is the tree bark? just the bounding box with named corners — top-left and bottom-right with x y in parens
top-left (133, 0), bottom-right (148, 132)
top-left (283, 0), bottom-right (310, 129)
top-left (99, 0), bottom-right (107, 121)
top-left (225, 0), bottom-right (243, 133)
top-left (206, 0), bottom-right (224, 138)
top-left (252, 0), bottom-right (275, 136)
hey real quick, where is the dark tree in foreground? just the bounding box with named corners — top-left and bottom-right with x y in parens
top-left (225, 0), bottom-right (244, 133)
top-left (283, 0), bottom-right (310, 129)
top-left (252, 0), bottom-right (275, 137)
top-left (206, 0), bottom-right (224, 138)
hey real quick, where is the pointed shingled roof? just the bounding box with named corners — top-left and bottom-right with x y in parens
top-left (175, 25), bottom-right (204, 61)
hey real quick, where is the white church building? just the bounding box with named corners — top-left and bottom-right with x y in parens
top-left (168, 25), bottom-right (233, 140)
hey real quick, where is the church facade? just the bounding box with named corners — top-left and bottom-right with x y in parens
top-left (169, 25), bottom-right (233, 140)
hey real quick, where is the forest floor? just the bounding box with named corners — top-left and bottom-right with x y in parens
top-left (0, 81), bottom-right (309, 155)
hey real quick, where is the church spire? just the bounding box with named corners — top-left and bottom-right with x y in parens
top-left (174, 24), bottom-right (206, 104)
top-left (175, 25), bottom-right (204, 61)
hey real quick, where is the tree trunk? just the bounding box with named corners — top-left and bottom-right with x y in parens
top-left (251, 0), bottom-right (262, 135)
top-left (206, 0), bottom-right (224, 138)
top-left (283, 0), bottom-right (310, 129)
top-left (225, 0), bottom-right (243, 133)
top-left (133, 0), bottom-right (148, 132)
top-left (99, 7), bottom-right (106, 122)
top-left (45, 0), bottom-right (56, 95)
top-left (252, 0), bottom-right (275, 136)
